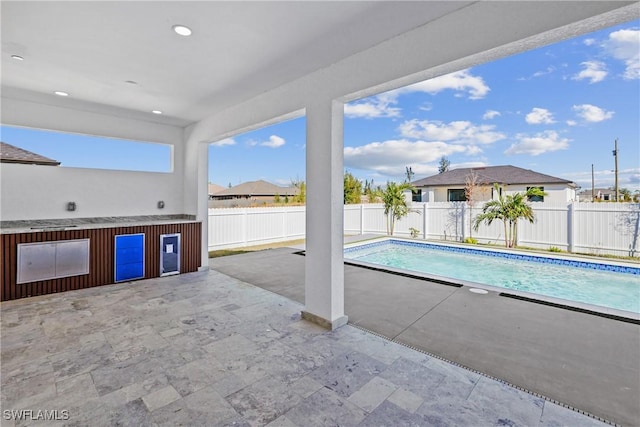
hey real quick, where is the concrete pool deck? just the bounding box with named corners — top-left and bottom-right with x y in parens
top-left (210, 246), bottom-right (640, 426)
top-left (1, 269), bottom-right (609, 427)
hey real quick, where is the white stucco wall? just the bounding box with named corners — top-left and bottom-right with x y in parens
top-left (0, 97), bottom-right (185, 222)
top-left (421, 184), bottom-right (575, 203)
top-left (0, 163), bottom-right (184, 221)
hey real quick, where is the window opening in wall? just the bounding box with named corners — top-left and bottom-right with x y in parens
top-left (448, 189), bottom-right (466, 202)
top-left (0, 126), bottom-right (172, 172)
top-left (208, 115), bottom-right (306, 209)
top-left (342, 20), bottom-right (639, 202)
top-left (527, 186), bottom-right (545, 202)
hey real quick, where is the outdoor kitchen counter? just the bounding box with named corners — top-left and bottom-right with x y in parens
top-left (0, 215), bottom-right (199, 234)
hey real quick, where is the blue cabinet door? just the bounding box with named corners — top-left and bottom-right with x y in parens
top-left (114, 234), bottom-right (144, 282)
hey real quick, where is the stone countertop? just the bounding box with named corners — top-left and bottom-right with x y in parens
top-left (1, 215), bottom-right (200, 234)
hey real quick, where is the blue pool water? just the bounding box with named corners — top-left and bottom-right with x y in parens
top-left (344, 240), bottom-right (640, 314)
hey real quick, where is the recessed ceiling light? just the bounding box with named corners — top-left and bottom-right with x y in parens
top-left (152, 110), bottom-right (163, 115)
top-left (54, 91), bottom-right (69, 97)
top-left (11, 55), bottom-right (24, 61)
top-left (172, 25), bottom-right (192, 36)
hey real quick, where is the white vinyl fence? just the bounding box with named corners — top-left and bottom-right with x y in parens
top-left (209, 202), bottom-right (640, 257)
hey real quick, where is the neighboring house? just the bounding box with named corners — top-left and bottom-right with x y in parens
top-left (412, 165), bottom-right (577, 203)
top-left (0, 141), bottom-right (60, 166)
top-left (208, 183), bottom-right (226, 200)
top-left (578, 188), bottom-right (616, 202)
top-left (210, 180), bottom-right (300, 207)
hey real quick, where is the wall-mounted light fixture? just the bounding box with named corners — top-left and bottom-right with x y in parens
top-left (157, 201), bottom-right (165, 209)
top-left (67, 202), bottom-right (76, 211)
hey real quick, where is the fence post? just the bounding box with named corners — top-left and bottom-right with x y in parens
top-left (461, 203), bottom-right (466, 241)
top-left (423, 203), bottom-right (428, 239)
top-left (360, 204), bottom-right (364, 235)
top-left (243, 208), bottom-right (248, 247)
top-left (282, 207), bottom-right (287, 241)
top-left (568, 202), bottom-right (575, 252)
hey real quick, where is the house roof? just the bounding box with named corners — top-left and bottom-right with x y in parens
top-left (412, 165), bottom-right (575, 188)
top-left (578, 188), bottom-right (614, 195)
top-left (212, 180), bottom-right (299, 197)
top-left (208, 183), bottom-right (226, 195)
top-left (0, 141), bottom-right (60, 166)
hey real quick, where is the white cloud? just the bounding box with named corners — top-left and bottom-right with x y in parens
top-left (211, 138), bottom-right (236, 147)
top-left (398, 119), bottom-right (506, 145)
top-left (566, 120), bottom-right (577, 126)
top-left (260, 135), bottom-right (286, 148)
top-left (572, 61), bottom-right (608, 83)
top-left (572, 104), bottom-right (614, 122)
top-left (346, 69), bottom-right (489, 121)
top-left (517, 66), bottom-right (556, 81)
top-left (533, 66), bottom-right (556, 78)
top-left (483, 110), bottom-right (501, 120)
top-left (345, 94), bottom-right (401, 119)
top-left (391, 69), bottom-right (490, 100)
top-left (525, 107), bottom-right (556, 125)
top-left (504, 131), bottom-right (570, 156)
top-left (604, 28), bottom-right (640, 80)
top-left (583, 38), bottom-right (596, 46)
top-left (344, 139), bottom-right (469, 177)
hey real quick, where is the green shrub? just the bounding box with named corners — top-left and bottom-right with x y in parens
top-left (464, 237), bottom-right (478, 244)
top-left (409, 227), bottom-right (420, 238)
top-left (548, 246), bottom-right (562, 252)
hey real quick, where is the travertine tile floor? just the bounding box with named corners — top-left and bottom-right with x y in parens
top-left (1, 270), bottom-right (607, 426)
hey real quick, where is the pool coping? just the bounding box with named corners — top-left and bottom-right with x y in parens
top-left (343, 237), bottom-right (640, 323)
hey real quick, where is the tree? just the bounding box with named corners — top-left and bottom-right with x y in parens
top-left (464, 171), bottom-right (481, 241)
top-left (381, 181), bottom-right (416, 236)
top-left (405, 166), bottom-right (414, 183)
top-left (619, 188), bottom-right (632, 202)
top-left (344, 171), bottom-right (363, 204)
top-left (291, 179), bottom-right (306, 204)
top-left (473, 184), bottom-right (546, 248)
top-left (364, 179), bottom-right (382, 203)
top-left (438, 157), bottom-right (450, 174)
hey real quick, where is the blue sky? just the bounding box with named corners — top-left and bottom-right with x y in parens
top-left (211, 19), bottom-right (639, 191)
top-left (3, 20), bottom-right (639, 192)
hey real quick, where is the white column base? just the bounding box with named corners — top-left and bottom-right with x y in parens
top-left (301, 311), bottom-right (348, 330)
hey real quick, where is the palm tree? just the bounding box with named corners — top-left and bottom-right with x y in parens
top-left (382, 181), bottom-right (415, 235)
top-left (473, 184), bottom-right (545, 247)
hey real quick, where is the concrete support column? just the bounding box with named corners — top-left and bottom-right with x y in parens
top-left (303, 99), bottom-right (348, 330)
top-left (183, 135), bottom-right (210, 271)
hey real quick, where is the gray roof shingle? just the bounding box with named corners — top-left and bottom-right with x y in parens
top-left (412, 165), bottom-right (575, 187)
top-left (0, 141), bottom-right (60, 166)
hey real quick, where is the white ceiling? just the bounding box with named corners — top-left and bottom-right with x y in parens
top-left (1, 1), bottom-right (474, 127)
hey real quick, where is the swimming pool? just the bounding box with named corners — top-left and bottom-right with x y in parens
top-left (344, 239), bottom-right (640, 315)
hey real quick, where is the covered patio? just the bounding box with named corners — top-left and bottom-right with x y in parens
top-left (2, 2), bottom-right (639, 425)
top-left (0, 268), bottom-right (609, 426)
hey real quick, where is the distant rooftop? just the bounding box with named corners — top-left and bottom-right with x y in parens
top-left (0, 141), bottom-right (60, 166)
top-left (412, 165), bottom-right (575, 187)
top-left (212, 180), bottom-right (299, 197)
top-left (208, 183), bottom-right (226, 195)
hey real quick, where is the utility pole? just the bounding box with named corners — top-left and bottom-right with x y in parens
top-left (591, 164), bottom-right (595, 202)
top-left (613, 138), bottom-right (619, 202)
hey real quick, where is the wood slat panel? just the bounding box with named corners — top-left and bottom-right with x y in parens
top-left (0, 222), bottom-right (201, 301)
